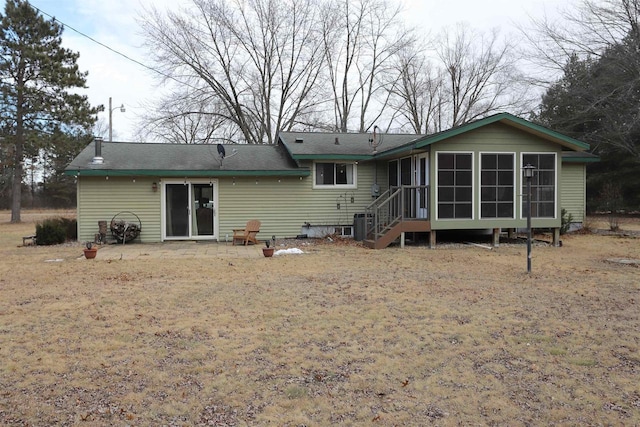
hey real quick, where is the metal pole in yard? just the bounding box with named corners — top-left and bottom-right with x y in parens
top-left (523, 164), bottom-right (536, 274)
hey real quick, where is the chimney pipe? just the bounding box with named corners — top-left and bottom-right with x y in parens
top-left (91, 137), bottom-right (104, 165)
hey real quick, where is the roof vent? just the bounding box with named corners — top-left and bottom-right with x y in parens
top-left (295, 137), bottom-right (303, 143)
top-left (90, 137), bottom-right (104, 165)
top-left (335, 137), bottom-right (340, 145)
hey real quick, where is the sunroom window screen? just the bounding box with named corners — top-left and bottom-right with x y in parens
top-left (437, 153), bottom-right (473, 219)
top-left (522, 154), bottom-right (555, 218)
top-left (481, 153), bottom-right (514, 218)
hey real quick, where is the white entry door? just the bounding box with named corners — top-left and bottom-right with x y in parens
top-left (416, 153), bottom-right (429, 219)
top-left (163, 180), bottom-right (217, 240)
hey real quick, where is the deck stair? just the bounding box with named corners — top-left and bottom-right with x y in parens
top-left (362, 185), bottom-right (431, 249)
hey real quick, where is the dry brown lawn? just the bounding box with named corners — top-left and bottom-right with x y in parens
top-left (1, 210), bottom-right (639, 426)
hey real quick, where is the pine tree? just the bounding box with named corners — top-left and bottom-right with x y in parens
top-left (0, 0), bottom-right (99, 222)
top-left (536, 35), bottom-right (640, 210)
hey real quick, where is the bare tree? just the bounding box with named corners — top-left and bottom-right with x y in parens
top-left (388, 46), bottom-right (445, 134)
top-left (92, 118), bottom-right (109, 141)
top-left (140, 0), bottom-right (327, 144)
top-left (321, 0), bottom-right (413, 132)
top-left (436, 25), bottom-right (530, 127)
top-left (520, 0), bottom-right (640, 83)
top-left (136, 90), bottom-right (231, 144)
top-left (389, 26), bottom-right (532, 134)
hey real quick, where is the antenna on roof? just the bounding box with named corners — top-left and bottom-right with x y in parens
top-left (368, 125), bottom-right (383, 154)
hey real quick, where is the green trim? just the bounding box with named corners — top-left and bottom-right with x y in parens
top-left (278, 136), bottom-right (302, 167)
top-left (376, 144), bottom-right (421, 158)
top-left (65, 169), bottom-right (310, 177)
top-left (562, 156), bottom-right (600, 163)
top-left (501, 115), bottom-right (590, 149)
top-left (355, 113), bottom-right (592, 159)
top-left (412, 113), bottom-right (590, 151)
top-left (291, 154), bottom-right (373, 161)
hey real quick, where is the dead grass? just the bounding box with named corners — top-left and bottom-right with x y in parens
top-left (1, 211), bottom-right (639, 425)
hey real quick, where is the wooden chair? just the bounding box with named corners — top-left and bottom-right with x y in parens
top-left (232, 220), bottom-right (261, 245)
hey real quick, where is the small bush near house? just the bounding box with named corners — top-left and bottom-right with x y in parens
top-left (59, 217), bottom-right (77, 241)
top-left (579, 214), bottom-right (594, 233)
top-left (560, 208), bottom-right (574, 235)
top-left (36, 217), bottom-right (77, 245)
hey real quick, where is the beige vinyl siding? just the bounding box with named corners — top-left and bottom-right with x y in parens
top-left (428, 123), bottom-right (562, 230)
top-left (218, 162), bottom-right (377, 239)
top-left (77, 176), bottom-right (161, 243)
top-left (560, 163), bottom-right (585, 223)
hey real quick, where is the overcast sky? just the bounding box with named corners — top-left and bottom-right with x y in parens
top-left (27, 0), bottom-right (578, 142)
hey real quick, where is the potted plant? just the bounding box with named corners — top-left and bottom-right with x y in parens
top-left (83, 241), bottom-right (98, 259)
top-left (262, 240), bottom-right (275, 257)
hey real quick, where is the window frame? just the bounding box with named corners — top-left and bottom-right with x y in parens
top-left (312, 161), bottom-right (358, 189)
top-left (435, 151), bottom-right (474, 220)
top-left (520, 152), bottom-right (557, 219)
top-left (479, 152), bottom-right (516, 220)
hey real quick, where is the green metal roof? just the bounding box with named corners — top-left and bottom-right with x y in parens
top-left (65, 141), bottom-right (309, 177)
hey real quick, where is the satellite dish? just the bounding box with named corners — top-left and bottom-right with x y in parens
top-left (214, 144), bottom-right (239, 169)
top-left (369, 125), bottom-right (383, 153)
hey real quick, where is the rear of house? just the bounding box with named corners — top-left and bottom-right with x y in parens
top-left (66, 113), bottom-right (596, 247)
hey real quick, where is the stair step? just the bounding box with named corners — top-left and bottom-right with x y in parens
top-left (363, 239), bottom-right (376, 249)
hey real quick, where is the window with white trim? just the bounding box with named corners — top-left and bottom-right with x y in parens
top-left (314, 162), bottom-right (356, 187)
top-left (437, 152), bottom-right (473, 219)
top-left (522, 153), bottom-right (556, 218)
top-left (481, 153), bottom-right (514, 218)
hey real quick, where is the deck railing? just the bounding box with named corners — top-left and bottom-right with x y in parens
top-left (364, 185), bottom-right (429, 240)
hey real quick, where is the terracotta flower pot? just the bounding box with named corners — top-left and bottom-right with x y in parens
top-left (262, 247), bottom-right (275, 257)
top-left (84, 248), bottom-right (98, 259)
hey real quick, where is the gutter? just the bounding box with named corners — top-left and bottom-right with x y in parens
top-left (64, 169), bottom-right (311, 177)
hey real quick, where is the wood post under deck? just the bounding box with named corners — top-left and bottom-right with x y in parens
top-left (552, 227), bottom-right (561, 247)
top-left (492, 228), bottom-right (500, 247)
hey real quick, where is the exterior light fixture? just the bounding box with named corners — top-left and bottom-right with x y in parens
top-left (152, 182), bottom-right (158, 192)
top-left (522, 163), bottom-right (536, 274)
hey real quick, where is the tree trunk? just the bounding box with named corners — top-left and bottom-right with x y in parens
top-left (11, 87), bottom-right (25, 223)
top-left (10, 149), bottom-right (22, 223)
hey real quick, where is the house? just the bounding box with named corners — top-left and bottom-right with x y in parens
top-left (65, 113), bottom-right (597, 248)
